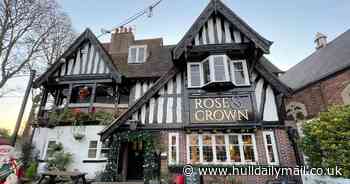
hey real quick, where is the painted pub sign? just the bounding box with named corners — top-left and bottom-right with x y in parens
top-left (189, 94), bottom-right (255, 123)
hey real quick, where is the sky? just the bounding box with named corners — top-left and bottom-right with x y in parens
top-left (1, 0), bottom-right (350, 131)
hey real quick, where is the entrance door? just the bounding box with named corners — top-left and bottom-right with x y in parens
top-left (127, 141), bottom-right (144, 180)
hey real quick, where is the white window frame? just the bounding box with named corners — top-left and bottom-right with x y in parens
top-left (128, 45), bottom-right (148, 63)
top-left (186, 133), bottom-right (258, 165)
top-left (230, 59), bottom-right (250, 86)
top-left (263, 131), bottom-right (279, 165)
top-left (187, 62), bottom-right (203, 88)
top-left (210, 55), bottom-right (230, 82)
top-left (87, 140), bottom-right (108, 160)
top-left (168, 133), bottom-right (179, 165)
top-left (187, 55), bottom-right (230, 88)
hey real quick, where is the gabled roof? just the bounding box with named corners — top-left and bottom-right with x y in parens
top-left (34, 28), bottom-right (122, 87)
top-left (172, 0), bottom-right (272, 60)
top-left (99, 66), bottom-right (180, 140)
top-left (259, 56), bottom-right (284, 74)
top-left (280, 29), bottom-right (350, 91)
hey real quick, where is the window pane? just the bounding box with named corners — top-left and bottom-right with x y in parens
top-left (233, 62), bottom-right (243, 70)
top-left (202, 135), bottom-right (212, 145)
top-left (95, 85), bottom-right (114, 103)
top-left (267, 145), bottom-right (275, 163)
top-left (242, 135), bottom-right (252, 145)
top-left (215, 135), bottom-right (225, 145)
top-left (171, 136), bottom-right (176, 145)
top-left (216, 146), bottom-right (227, 162)
top-left (233, 62), bottom-right (248, 85)
top-left (190, 64), bottom-right (201, 87)
top-left (189, 146), bottom-right (200, 163)
top-left (129, 48), bottom-right (137, 63)
top-left (215, 135), bottom-right (226, 162)
top-left (89, 141), bottom-right (98, 148)
top-left (203, 60), bottom-right (210, 84)
top-left (118, 93), bottom-right (130, 104)
top-left (138, 47), bottom-right (145, 62)
top-left (229, 145), bottom-right (241, 162)
top-left (171, 145), bottom-right (177, 163)
top-left (266, 134), bottom-right (272, 144)
top-left (229, 135), bottom-right (239, 145)
top-left (88, 149), bottom-right (97, 158)
top-left (70, 85), bottom-right (93, 103)
top-left (203, 146), bottom-right (213, 162)
top-left (213, 56), bottom-right (227, 81)
top-left (202, 135), bottom-right (213, 162)
top-left (189, 135), bottom-right (199, 145)
top-left (243, 145), bottom-right (255, 162)
top-left (234, 71), bottom-right (246, 85)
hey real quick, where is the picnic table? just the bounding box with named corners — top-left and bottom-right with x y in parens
top-left (36, 171), bottom-right (87, 184)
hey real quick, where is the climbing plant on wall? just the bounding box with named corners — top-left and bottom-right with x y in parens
top-left (103, 131), bottom-right (160, 183)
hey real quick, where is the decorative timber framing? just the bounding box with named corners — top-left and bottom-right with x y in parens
top-left (172, 0), bottom-right (273, 61)
top-left (34, 28), bottom-right (122, 88)
top-left (254, 62), bottom-right (292, 95)
top-left (99, 66), bottom-right (181, 140)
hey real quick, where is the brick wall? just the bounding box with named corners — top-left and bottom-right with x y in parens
top-left (285, 69), bottom-right (350, 118)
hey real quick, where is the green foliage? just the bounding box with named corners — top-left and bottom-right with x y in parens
top-left (0, 128), bottom-right (10, 139)
top-left (48, 108), bottom-right (75, 126)
top-left (300, 105), bottom-right (350, 178)
top-left (25, 162), bottom-right (38, 179)
top-left (95, 111), bottom-right (115, 125)
top-left (21, 142), bottom-right (38, 171)
top-left (48, 151), bottom-right (73, 171)
top-left (103, 131), bottom-right (160, 183)
top-left (47, 108), bottom-right (114, 127)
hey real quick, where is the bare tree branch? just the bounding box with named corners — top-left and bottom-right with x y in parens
top-left (0, 0), bottom-right (76, 93)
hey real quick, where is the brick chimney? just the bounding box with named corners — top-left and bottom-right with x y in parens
top-left (110, 27), bottom-right (134, 54)
top-left (315, 32), bottom-right (327, 50)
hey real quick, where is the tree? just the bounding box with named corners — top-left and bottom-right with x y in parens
top-left (0, 0), bottom-right (76, 97)
top-left (0, 128), bottom-right (10, 138)
top-left (300, 105), bottom-right (350, 178)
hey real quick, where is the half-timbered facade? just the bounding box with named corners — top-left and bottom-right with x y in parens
top-left (32, 0), bottom-right (299, 183)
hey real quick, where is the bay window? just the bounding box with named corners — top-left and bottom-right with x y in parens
top-left (187, 134), bottom-right (257, 164)
top-left (263, 131), bottom-right (279, 165)
top-left (187, 55), bottom-right (248, 88)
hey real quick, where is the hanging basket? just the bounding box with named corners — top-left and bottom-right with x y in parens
top-left (71, 125), bottom-right (86, 141)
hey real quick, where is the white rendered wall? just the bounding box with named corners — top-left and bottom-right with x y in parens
top-left (32, 125), bottom-right (107, 179)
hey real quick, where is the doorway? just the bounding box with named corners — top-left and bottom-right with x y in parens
top-left (126, 140), bottom-right (144, 180)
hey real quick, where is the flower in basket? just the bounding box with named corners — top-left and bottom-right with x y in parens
top-left (73, 108), bottom-right (81, 119)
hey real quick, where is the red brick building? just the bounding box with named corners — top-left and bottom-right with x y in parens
top-left (281, 30), bottom-right (350, 120)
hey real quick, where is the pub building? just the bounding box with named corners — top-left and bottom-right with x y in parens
top-left (32, 0), bottom-right (300, 183)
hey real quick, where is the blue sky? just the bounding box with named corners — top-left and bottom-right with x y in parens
top-left (1, 0), bottom-right (350, 131)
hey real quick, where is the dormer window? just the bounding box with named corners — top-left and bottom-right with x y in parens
top-left (187, 55), bottom-right (249, 88)
top-left (128, 45), bottom-right (147, 63)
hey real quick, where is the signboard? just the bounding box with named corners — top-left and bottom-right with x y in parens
top-left (189, 94), bottom-right (254, 124)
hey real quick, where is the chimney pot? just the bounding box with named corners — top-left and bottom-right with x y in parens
top-left (110, 26), bottom-right (134, 54)
top-left (315, 32), bottom-right (327, 50)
